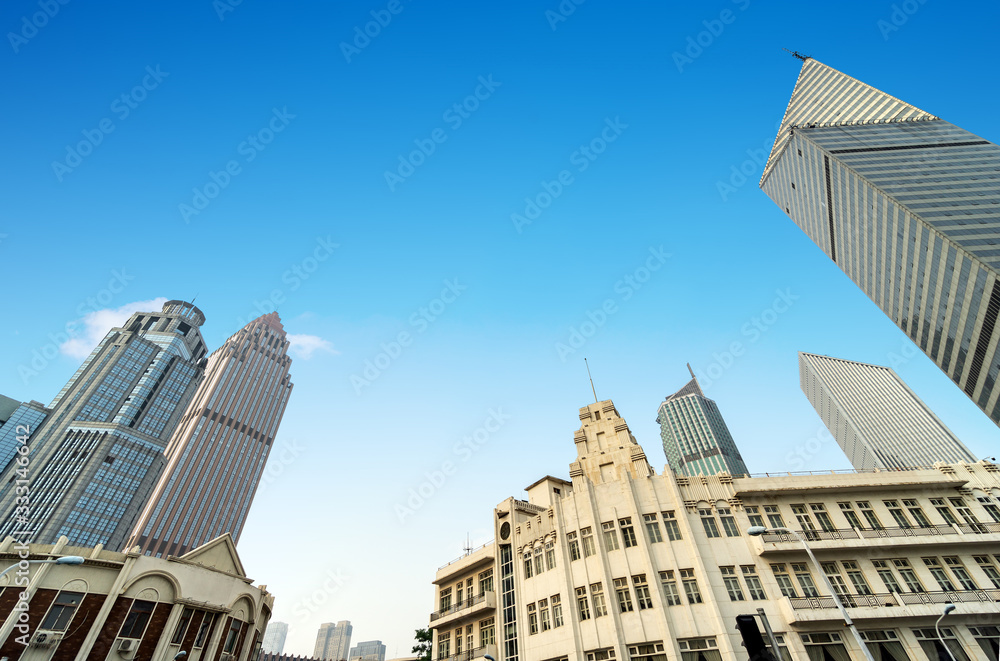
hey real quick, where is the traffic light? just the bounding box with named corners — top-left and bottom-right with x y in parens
top-left (735, 615), bottom-right (776, 661)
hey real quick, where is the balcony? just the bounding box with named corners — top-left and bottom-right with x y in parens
top-left (429, 592), bottom-right (496, 627)
top-left (756, 522), bottom-right (1000, 552)
top-left (781, 589), bottom-right (1000, 623)
top-left (437, 645), bottom-right (497, 661)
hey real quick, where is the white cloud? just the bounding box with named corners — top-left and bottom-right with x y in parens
top-left (59, 297), bottom-right (169, 359)
top-left (287, 334), bottom-right (338, 360)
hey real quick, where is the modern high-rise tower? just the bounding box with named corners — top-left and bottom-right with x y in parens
top-left (799, 352), bottom-right (976, 470)
top-left (349, 641), bottom-right (386, 661)
top-left (0, 300), bottom-right (208, 548)
top-left (760, 57), bottom-right (1000, 427)
top-left (127, 312), bottom-right (293, 557)
top-left (262, 621), bottom-right (290, 655)
top-left (655, 373), bottom-right (749, 476)
top-left (315, 621), bottom-right (353, 661)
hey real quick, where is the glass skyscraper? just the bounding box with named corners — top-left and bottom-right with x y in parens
top-left (127, 312), bottom-right (293, 557)
top-left (0, 300), bottom-right (208, 548)
top-left (0, 398), bottom-right (48, 471)
top-left (799, 352), bottom-right (976, 470)
top-left (655, 374), bottom-right (748, 476)
top-left (349, 640), bottom-right (386, 661)
top-left (761, 57), bottom-right (1000, 426)
top-left (262, 621), bottom-right (289, 655)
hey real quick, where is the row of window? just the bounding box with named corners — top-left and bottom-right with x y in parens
top-left (438, 569), bottom-right (494, 612)
top-left (437, 618), bottom-right (496, 659)
top-left (561, 512), bottom-right (683, 567)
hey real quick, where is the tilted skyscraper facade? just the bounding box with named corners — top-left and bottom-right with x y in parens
top-left (655, 375), bottom-right (748, 476)
top-left (0, 300), bottom-right (208, 548)
top-left (760, 57), bottom-right (1000, 426)
top-left (799, 352), bottom-right (976, 469)
top-left (127, 312), bottom-right (293, 557)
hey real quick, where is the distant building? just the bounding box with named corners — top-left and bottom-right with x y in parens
top-left (799, 352), bottom-right (977, 469)
top-left (262, 654), bottom-right (326, 661)
top-left (656, 374), bottom-right (748, 476)
top-left (315, 621), bottom-right (352, 661)
top-left (263, 621), bottom-right (289, 654)
top-left (0, 532), bottom-right (272, 661)
top-left (349, 640), bottom-right (386, 661)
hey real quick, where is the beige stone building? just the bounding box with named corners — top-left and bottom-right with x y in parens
top-left (0, 533), bottom-right (272, 661)
top-left (429, 400), bottom-right (1000, 661)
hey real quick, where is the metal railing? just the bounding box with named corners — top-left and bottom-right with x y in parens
top-left (429, 592), bottom-right (494, 621)
top-left (789, 588), bottom-right (1000, 610)
top-left (438, 541), bottom-right (494, 570)
top-left (436, 645), bottom-right (497, 661)
top-left (761, 522), bottom-right (1000, 543)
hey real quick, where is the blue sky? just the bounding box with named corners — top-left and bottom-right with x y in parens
top-left (2, 0), bottom-right (999, 655)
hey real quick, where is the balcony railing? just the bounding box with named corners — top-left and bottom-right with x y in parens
top-left (789, 588), bottom-right (1000, 610)
top-left (437, 645), bottom-right (497, 661)
top-left (430, 592), bottom-right (493, 621)
top-left (760, 521), bottom-right (1000, 543)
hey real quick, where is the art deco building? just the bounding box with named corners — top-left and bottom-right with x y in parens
top-left (0, 300), bottom-right (208, 549)
top-left (350, 640), bottom-right (387, 661)
top-left (127, 312), bottom-right (293, 557)
top-left (315, 621), bottom-right (353, 661)
top-left (655, 375), bottom-right (748, 477)
top-left (0, 532), bottom-right (272, 661)
top-left (264, 621), bottom-right (290, 654)
top-left (799, 352), bottom-right (976, 469)
top-left (759, 57), bottom-right (1000, 427)
top-left (430, 399), bottom-right (1000, 661)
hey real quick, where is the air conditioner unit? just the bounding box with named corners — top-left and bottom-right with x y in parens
top-left (30, 630), bottom-right (63, 648)
top-left (117, 638), bottom-right (138, 654)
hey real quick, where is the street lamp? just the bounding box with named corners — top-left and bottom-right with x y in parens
top-left (747, 526), bottom-right (874, 661)
top-left (934, 604), bottom-right (957, 661)
top-left (0, 555), bottom-right (85, 581)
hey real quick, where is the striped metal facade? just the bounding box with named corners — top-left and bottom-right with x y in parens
top-left (127, 312), bottom-right (293, 557)
top-left (799, 352), bottom-right (976, 470)
top-left (761, 59), bottom-right (1000, 426)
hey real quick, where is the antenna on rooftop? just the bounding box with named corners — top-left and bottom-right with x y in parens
top-left (584, 358), bottom-right (598, 403)
top-left (782, 48), bottom-right (810, 61)
top-left (686, 363), bottom-right (696, 379)
top-left (463, 533), bottom-right (472, 556)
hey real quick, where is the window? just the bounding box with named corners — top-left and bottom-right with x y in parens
top-left (576, 587), bottom-right (591, 620)
top-left (455, 627), bottom-right (463, 654)
top-left (771, 564), bottom-right (797, 598)
top-left (644, 514), bottom-right (663, 543)
top-left (983, 503), bottom-right (1000, 523)
top-left (633, 575), bottom-right (653, 610)
top-left (170, 607), bottom-right (194, 645)
top-left (440, 587), bottom-right (452, 611)
top-left (527, 603), bottom-right (538, 635)
top-left (628, 642), bottom-right (665, 661)
top-left (680, 569), bottom-right (702, 604)
top-left (539, 599), bottom-right (550, 631)
top-left (662, 511), bottom-right (682, 540)
top-left (614, 577), bottom-right (634, 612)
top-left (534, 547), bottom-right (545, 575)
top-left (602, 522), bottom-right (620, 550)
top-left (931, 498), bottom-right (960, 525)
top-left (859, 631), bottom-right (909, 661)
top-left (119, 600), bottom-right (156, 639)
top-left (857, 501), bottom-right (883, 529)
top-left (720, 567), bottom-right (745, 601)
top-left (438, 632), bottom-right (450, 660)
top-left (741, 566), bottom-right (766, 600)
top-left (842, 561), bottom-right (872, 595)
top-left (821, 563), bottom-right (853, 604)
top-left (586, 648), bottom-right (616, 661)
top-left (924, 557), bottom-right (957, 590)
top-left (620, 518), bottom-right (638, 548)
top-left (551, 595), bottom-right (563, 628)
top-left (479, 619), bottom-right (495, 648)
top-left (791, 563), bottom-right (818, 597)
top-left (567, 532), bottom-right (581, 561)
top-left (791, 504), bottom-right (816, 533)
top-left (223, 619), bottom-right (243, 654)
top-left (974, 555), bottom-right (1000, 588)
top-left (678, 637), bottom-right (721, 661)
top-left (659, 571), bottom-right (681, 605)
top-left (717, 508), bottom-right (739, 536)
top-left (590, 583), bottom-right (608, 617)
top-left (801, 633), bottom-right (850, 661)
top-left (764, 505), bottom-right (785, 528)
top-left (810, 504), bottom-right (836, 532)
top-left (699, 510), bottom-right (720, 538)
top-left (950, 497), bottom-right (984, 531)
top-left (545, 542), bottom-right (556, 570)
top-left (523, 553), bottom-right (533, 578)
top-left (839, 502), bottom-right (864, 530)
top-left (892, 559), bottom-right (925, 592)
top-left (884, 500), bottom-right (912, 528)
top-left (581, 527), bottom-right (596, 557)
top-left (479, 569), bottom-right (493, 594)
top-left (943, 556), bottom-right (977, 589)
top-left (913, 627), bottom-right (972, 661)
top-left (746, 506), bottom-right (764, 528)
top-left (456, 581), bottom-right (464, 604)
top-left (194, 613), bottom-right (216, 648)
top-left (903, 499), bottom-right (932, 527)
top-left (969, 626), bottom-right (1000, 659)
top-left (40, 591), bottom-right (85, 631)
top-left (872, 560), bottom-right (903, 593)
